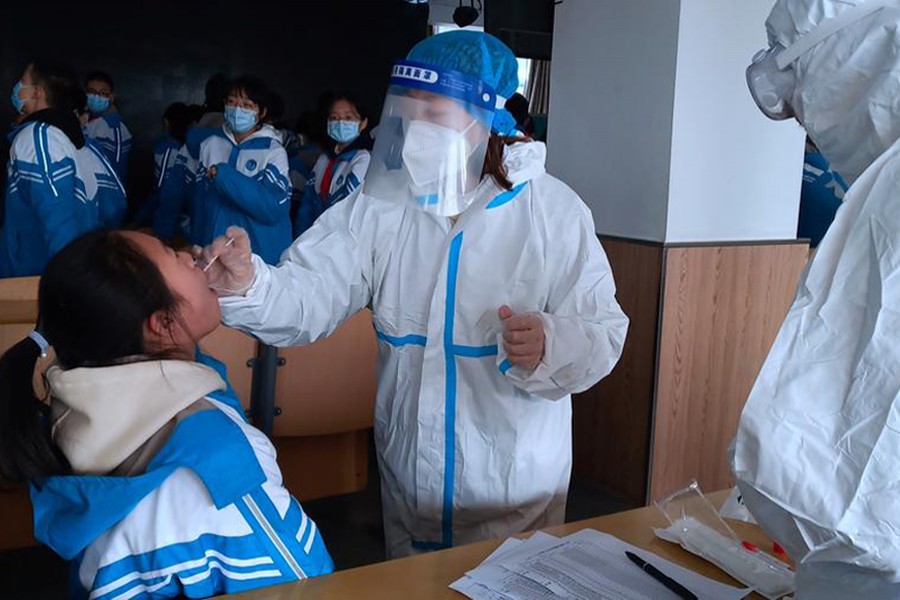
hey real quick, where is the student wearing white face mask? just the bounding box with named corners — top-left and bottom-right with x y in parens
top-left (200, 31), bottom-right (628, 559)
top-left (194, 75), bottom-right (292, 265)
top-left (293, 93), bottom-right (371, 237)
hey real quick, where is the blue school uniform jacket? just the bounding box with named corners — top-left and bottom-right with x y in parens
top-left (0, 110), bottom-right (99, 277)
top-left (194, 125), bottom-right (292, 264)
top-left (84, 112), bottom-right (132, 183)
top-left (30, 353), bottom-right (333, 599)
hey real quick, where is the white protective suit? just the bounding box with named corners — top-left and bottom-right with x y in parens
top-left (220, 140), bottom-right (628, 558)
top-left (732, 2), bottom-right (900, 598)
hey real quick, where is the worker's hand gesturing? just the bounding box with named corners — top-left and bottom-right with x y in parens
top-left (499, 305), bottom-right (545, 371)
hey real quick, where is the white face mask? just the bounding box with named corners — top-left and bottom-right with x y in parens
top-left (401, 118), bottom-right (477, 188)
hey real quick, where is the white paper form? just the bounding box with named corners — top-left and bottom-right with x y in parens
top-left (453, 530), bottom-right (751, 600)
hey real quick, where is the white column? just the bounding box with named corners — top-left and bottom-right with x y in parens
top-left (547, 0), bottom-right (805, 243)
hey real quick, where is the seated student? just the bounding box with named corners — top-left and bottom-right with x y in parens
top-left (1, 60), bottom-right (100, 278)
top-left (73, 90), bottom-right (128, 228)
top-left (0, 230), bottom-right (333, 598)
top-left (194, 75), bottom-right (292, 263)
top-left (135, 102), bottom-right (194, 227)
top-left (294, 93), bottom-right (371, 237)
top-left (83, 71), bottom-right (132, 182)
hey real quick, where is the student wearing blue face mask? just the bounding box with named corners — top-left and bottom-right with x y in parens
top-left (293, 93), bottom-right (372, 237)
top-left (194, 75), bottom-right (292, 264)
top-left (1, 60), bottom-right (101, 278)
top-left (83, 71), bottom-right (132, 183)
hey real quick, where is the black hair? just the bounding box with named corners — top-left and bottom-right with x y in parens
top-left (28, 59), bottom-right (80, 113)
top-left (186, 104), bottom-right (206, 124)
top-left (72, 89), bottom-right (87, 116)
top-left (84, 70), bottom-right (115, 93)
top-left (163, 102), bottom-right (192, 145)
top-left (328, 92), bottom-right (370, 123)
top-left (267, 92), bottom-right (285, 125)
top-left (204, 73), bottom-right (228, 112)
top-left (225, 75), bottom-right (270, 120)
top-left (0, 231), bottom-right (182, 482)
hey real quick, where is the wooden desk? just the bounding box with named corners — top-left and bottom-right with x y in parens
top-left (225, 491), bottom-right (775, 599)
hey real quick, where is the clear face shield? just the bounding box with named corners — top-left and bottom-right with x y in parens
top-left (363, 61), bottom-right (501, 216)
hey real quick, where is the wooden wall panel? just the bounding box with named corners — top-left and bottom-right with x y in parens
top-left (648, 242), bottom-right (809, 501)
top-left (573, 238), bottom-right (663, 506)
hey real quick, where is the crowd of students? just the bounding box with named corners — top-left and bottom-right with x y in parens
top-left (1, 63), bottom-right (375, 277)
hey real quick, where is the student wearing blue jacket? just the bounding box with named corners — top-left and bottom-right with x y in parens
top-left (294, 93), bottom-right (372, 238)
top-left (136, 103), bottom-right (196, 228)
top-left (195, 75), bottom-right (292, 264)
top-left (83, 71), bottom-right (132, 183)
top-left (0, 230), bottom-right (333, 598)
top-left (1, 61), bottom-right (100, 278)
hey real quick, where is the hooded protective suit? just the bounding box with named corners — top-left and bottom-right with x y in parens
top-left (733, 2), bottom-right (900, 597)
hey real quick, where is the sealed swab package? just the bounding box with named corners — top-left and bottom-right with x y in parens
top-left (653, 480), bottom-right (794, 599)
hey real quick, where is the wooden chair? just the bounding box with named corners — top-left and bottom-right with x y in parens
top-left (0, 276), bottom-right (41, 551)
top-left (271, 310), bottom-right (378, 501)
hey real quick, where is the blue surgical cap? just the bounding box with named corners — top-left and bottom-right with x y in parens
top-left (407, 30), bottom-right (519, 135)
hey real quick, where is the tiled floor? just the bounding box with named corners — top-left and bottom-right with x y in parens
top-left (0, 443), bottom-right (634, 596)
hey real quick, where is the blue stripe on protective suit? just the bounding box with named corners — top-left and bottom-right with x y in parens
top-left (375, 330), bottom-right (427, 347)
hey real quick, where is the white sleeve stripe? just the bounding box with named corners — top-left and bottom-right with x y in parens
top-left (243, 495), bottom-right (306, 580)
top-left (179, 561), bottom-right (282, 585)
top-left (303, 521), bottom-right (317, 554)
top-left (157, 148), bottom-right (172, 188)
top-left (114, 127), bottom-right (121, 163)
top-left (36, 125), bottom-right (59, 197)
top-left (108, 574), bottom-right (172, 600)
top-left (89, 550), bottom-right (274, 597)
top-left (295, 510), bottom-right (308, 545)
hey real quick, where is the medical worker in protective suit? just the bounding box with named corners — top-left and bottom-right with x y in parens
top-left (734, 1), bottom-right (900, 598)
top-left (201, 31), bottom-right (628, 558)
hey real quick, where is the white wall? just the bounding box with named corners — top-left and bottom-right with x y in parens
top-left (547, 0), bottom-right (681, 241)
top-left (665, 0), bottom-right (805, 242)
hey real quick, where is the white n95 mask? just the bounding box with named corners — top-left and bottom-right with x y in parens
top-left (401, 118), bottom-right (477, 188)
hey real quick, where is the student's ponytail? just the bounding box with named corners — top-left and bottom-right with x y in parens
top-left (0, 335), bottom-right (70, 482)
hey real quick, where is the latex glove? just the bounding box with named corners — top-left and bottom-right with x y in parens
top-left (194, 226), bottom-right (255, 296)
top-left (499, 305), bottom-right (545, 371)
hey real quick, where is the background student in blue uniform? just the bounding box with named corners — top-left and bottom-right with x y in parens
top-left (1, 60), bottom-right (100, 278)
top-left (195, 75), bottom-right (292, 264)
top-left (135, 102), bottom-right (196, 228)
top-left (83, 70), bottom-right (132, 183)
top-left (293, 93), bottom-right (372, 237)
top-left (71, 90), bottom-right (128, 229)
top-left (0, 230), bottom-right (333, 598)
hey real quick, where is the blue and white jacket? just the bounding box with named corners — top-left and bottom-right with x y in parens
top-left (84, 112), bottom-right (132, 183)
top-left (293, 141), bottom-right (370, 238)
top-left (153, 127), bottom-right (218, 242)
top-left (31, 353), bottom-right (333, 599)
top-left (136, 136), bottom-right (181, 227)
top-left (0, 109), bottom-right (100, 278)
top-left (195, 125), bottom-right (292, 264)
top-left (75, 140), bottom-right (127, 228)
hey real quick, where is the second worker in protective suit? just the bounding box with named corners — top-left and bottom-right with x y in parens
top-left (736, 1), bottom-right (900, 598)
top-left (201, 31), bottom-right (629, 558)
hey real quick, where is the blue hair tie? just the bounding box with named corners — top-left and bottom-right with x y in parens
top-left (28, 331), bottom-right (49, 358)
